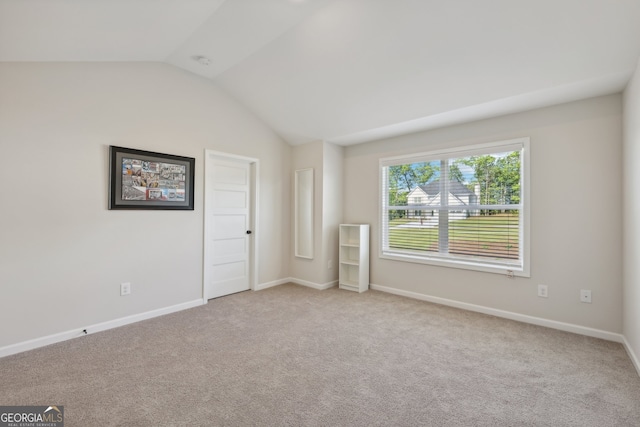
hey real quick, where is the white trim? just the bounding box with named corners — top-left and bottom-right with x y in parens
top-left (255, 278), bottom-right (291, 291)
top-left (370, 283), bottom-right (623, 343)
top-left (0, 299), bottom-right (204, 359)
top-left (290, 278), bottom-right (338, 290)
top-left (622, 335), bottom-right (640, 377)
top-left (252, 161), bottom-right (260, 291)
top-left (294, 168), bottom-right (314, 259)
top-left (255, 278), bottom-right (338, 291)
top-left (521, 137), bottom-right (531, 277)
top-left (379, 139), bottom-right (525, 167)
top-left (203, 150), bottom-right (260, 299)
top-left (379, 137), bottom-right (530, 277)
top-left (380, 252), bottom-right (524, 277)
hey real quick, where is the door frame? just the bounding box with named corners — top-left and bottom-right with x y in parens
top-left (203, 150), bottom-right (259, 301)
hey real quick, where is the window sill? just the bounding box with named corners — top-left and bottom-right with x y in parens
top-left (380, 250), bottom-right (529, 278)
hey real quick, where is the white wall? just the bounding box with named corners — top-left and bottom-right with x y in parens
top-left (290, 141), bottom-right (324, 284)
top-left (290, 141), bottom-right (342, 287)
top-left (344, 94), bottom-right (623, 333)
top-left (0, 62), bottom-right (291, 348)
top-left (0, 61), bottom-right (631, 353)
top-left (623, 58), bottom-right (640, 368)
top-left (321, 142), bottom-right (343, 284)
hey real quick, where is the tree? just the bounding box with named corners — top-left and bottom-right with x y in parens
top-left (389, 163), bottom-right (437, 194)
top-left (449, 161), bottom-right (464, 183)
top-left (494, 151), bottom-right (520, 204)
top-left (387, 152), bottom-right (520, 218)
top-left (461, 151), bottom-right (520, 214)
top-left (388, 162), bottom-right (438, 219)
top-left (462, 155), bottom-right (496, 206)
top-left (388, 163), bottom-right (438, 200)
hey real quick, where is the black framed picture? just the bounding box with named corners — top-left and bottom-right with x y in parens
top-left (109, 146), bottom-right (195, 210)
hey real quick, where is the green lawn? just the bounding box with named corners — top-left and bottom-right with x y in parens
top-left (388, 213), bottom-right (520, 259)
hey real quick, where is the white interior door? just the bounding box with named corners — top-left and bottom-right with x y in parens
top-left (205, 154), bottom-right (254, 299)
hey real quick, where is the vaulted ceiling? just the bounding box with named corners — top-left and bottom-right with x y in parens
top-left (2, 0), bottom-right (640, 146)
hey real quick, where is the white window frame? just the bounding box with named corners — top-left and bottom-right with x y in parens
top-left (379, 137), bottom-right (530, 277)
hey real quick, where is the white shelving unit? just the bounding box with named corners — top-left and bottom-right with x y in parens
top-left (339, 224), bottom-right (370, 293)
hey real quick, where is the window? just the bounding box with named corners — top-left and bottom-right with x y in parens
top-left (380, 138), bottom-right (529, 276)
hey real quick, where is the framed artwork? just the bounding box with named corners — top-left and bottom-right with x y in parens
top-left (109, 146), bottom-right (195, 210)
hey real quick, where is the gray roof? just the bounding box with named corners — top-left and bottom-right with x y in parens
top-left (418, 180), bottom-right (474, 197)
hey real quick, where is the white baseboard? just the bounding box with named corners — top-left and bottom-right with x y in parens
top-left (0, 299), bottom-right (205, 359)
top-left (255, 278), bottom-right (291, 291)
top-left (290, 278), bottom-right (338, 291)
top-left (255, 277), bottom-right (338, 291)
top-left (8, 280), bottom-right (634, 376)
top-left (371, 284), bottom-right (624, 343)
top-left (622, 336), bottom-right (640, 377)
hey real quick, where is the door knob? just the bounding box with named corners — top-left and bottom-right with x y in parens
top-left (246, 230), bottom-right (252, 234)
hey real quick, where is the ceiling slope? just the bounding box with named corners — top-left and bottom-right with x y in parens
top-left (0, 0), bottom-right (227, 61)
top-left (213, 0), bottom-right (640, 145)
top-left (2, 0), bottom-right (640, 146)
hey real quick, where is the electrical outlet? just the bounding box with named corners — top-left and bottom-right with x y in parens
top-left (537, 284), bottom-right (548, 298)
top-left (120, 282), bottom-right (131, 296)
top-left (580, 289), bottom-right (591, 303)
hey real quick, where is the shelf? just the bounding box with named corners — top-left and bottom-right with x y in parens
top-left (338, 224), bottom-right (369, 293)
top-left (339, 282), bottom-right (360, 292)
top-left (339, 224), bottom-right (363, 247)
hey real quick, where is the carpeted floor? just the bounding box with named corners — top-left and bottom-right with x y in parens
top-left (1, 283), bottom-right (639, 426)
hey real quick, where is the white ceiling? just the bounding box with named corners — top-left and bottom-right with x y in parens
top-left (2, 0), bottom-right (640, 146)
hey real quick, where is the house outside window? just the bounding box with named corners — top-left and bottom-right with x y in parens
top-left (380, 138), bottom-right (530, 276)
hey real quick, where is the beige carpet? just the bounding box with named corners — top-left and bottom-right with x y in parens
top-left (1, 283), bottom-right (639, 426)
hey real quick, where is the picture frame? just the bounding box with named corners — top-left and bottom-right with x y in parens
top-left (109, 145), bottom-right (195, 210)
